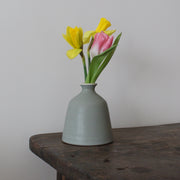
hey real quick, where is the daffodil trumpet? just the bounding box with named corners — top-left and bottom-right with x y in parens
top-left (83, 17), bottom-right (116, 44)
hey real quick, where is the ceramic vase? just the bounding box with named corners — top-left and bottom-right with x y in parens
top-left (62, 83), bottom-right (113, 146)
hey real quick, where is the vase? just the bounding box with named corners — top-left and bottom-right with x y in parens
top-left (62, 83), bottom-right (113, 146)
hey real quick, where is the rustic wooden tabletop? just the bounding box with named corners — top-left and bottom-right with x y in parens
top-left (29, 123), bottom-right (180, 180)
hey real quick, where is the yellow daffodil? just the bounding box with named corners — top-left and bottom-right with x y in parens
top-left (83, 18), bottom-right (116, 44)
top-left (63, 26), bottom-right (83, 59)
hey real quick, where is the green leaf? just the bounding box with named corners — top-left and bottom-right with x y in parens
top-left (85, 45), bottom-right (117, 83)
top-left (90, 32), bottom-right (122, 83)
top-left (85, 44), bottom-right (117, 83)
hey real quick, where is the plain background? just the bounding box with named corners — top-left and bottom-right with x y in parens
top-left (0, 0), bottom-right (180, 179)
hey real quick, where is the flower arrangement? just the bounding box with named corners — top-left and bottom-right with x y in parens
top-left (63, 18), bottom-right (122, 83)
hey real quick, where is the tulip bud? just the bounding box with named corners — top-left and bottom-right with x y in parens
top-left (90, 32), bottom-right (113, 58)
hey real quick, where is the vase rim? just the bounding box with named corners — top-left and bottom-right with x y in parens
top-left (81, 83), bottom-right (97, 86)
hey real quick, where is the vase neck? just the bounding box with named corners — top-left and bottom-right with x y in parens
top-left (80, 83), bottom-right (97, 92)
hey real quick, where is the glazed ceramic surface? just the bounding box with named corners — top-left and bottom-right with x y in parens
top-left (62, 84), bottom-right (113, 146)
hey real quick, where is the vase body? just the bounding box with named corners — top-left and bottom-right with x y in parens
top-left (62, 84), bottom-right (113, 146)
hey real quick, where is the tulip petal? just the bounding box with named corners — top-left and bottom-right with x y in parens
top-left (100, 36), bottom-right (114, 54)
top-left (104, 30), bottom-right (116, 36)
top-left (90, 32), bottom-right (110, 57)
top-left (83, 30), bottom-right (96, 44)
top-left (66, 48), bottom-right (82, 59)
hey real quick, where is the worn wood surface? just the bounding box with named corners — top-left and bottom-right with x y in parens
top-left (29, 123), bottom-right (180, 180)
top-left (57, 172), bottom-right (66, 180)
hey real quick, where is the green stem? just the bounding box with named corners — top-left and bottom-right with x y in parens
top-left (87, 51), bottom-right (91, 70)
top-left (87, 37), bottom-right (94, 70)
top-left (80, 51), bottom-right (87, 81)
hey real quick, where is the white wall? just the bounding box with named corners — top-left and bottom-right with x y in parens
top-left (0, 0), bottom-right (180, 179)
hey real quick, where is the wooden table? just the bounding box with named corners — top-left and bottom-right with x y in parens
top-left (29, 123), bottom-right (180, 180)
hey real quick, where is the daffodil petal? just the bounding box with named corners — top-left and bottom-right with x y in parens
top-left (69, 27), bottom-right (79, 48)
top-left (69, 28), bottom-right (76, 47)
top-left (83, 30), bottom-right (96, 44)
top-left (63, 26), bottom-right (84, 49)
top-left (78, 27), bottom-right (83, 47)
top-left (104, 30), bottom-right (116, 36)
top-left (62, 34), bottom-right (74, 48)
top-left (63, 26), bottom-right (75, 48)
top-left (66, 49), bottom-right (82, 59)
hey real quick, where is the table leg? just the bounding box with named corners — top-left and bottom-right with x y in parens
top-left (57, 172), bottom-right (66, 180)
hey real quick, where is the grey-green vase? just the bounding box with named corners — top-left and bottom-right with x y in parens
top-left (62, 83), bottom-right (113, 146)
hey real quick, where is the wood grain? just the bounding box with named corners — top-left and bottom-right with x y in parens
top-left (29, 123), bottom-right (180, 180)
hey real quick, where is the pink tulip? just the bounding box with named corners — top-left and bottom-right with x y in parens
top-left (90, 32), bottom-right (113, 58)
